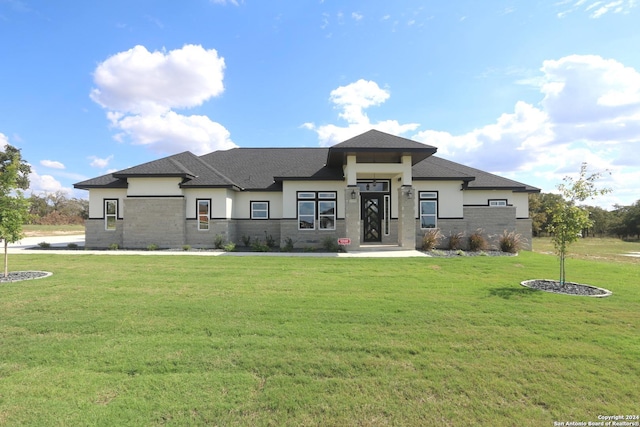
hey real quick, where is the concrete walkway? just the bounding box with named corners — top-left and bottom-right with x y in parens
top-left (7, 235), bottom-right (429, 258)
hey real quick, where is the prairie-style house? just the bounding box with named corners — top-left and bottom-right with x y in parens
top-left (74, 130), bottom-right (539, 250)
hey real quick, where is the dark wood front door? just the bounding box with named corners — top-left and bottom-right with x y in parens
top-left (362, 195), bottom-right (382, 242)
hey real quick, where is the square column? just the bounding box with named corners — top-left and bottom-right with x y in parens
top-left (397, 186), bottom-right (416, 249)
top-left (344, 186), bottom-right (361, 250)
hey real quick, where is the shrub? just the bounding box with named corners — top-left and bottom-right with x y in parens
top-left (447, 232), bottom-right (465, 250)
top-left (182, 245), bottom-right (191, 251)
top-left (146, 243), bottom-right (159, 251)
top-left (241, 235), bottom-right (251, 247)
top-left (468, 229), bottom-right (488, 252)
top-left (321, 236), bottom-right (340, 252)
top-left (421, 228), bottom-right (443, 251)
top-left (223, 242), bottom-right (236, 252)
top-left (281, 237), bottom-right (294, 252)
top-left (67, 243), bottom-right (78, 249)
top-left (214, 235), bottom-right (226, 249)
top-left (264, 232), bottom-right (276, 249)
top-left (252, 240), bottom-right (270, 252)
top-left (498, 230), bottom-right (525, 254)
top-left (38, 241), bottom-right (51, 248)
top-left (108, 243), bottom-right (119, 250)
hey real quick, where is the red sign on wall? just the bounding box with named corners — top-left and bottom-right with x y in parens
top-left (337, 238), bottom-right (351, 245)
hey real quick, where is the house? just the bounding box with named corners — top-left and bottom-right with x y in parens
top-left (74, 129), bottom-right (540, 250)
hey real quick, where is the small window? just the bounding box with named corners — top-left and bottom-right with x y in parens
top-left (298, 200), bottom-right (315, 229)
top-left (318, 192), bottom-right (336, 199)
top-left (104, 199), bottom-right (118, 231)
top-left (419, 191), bottom-right (438, 229)
top-left (298, 192), bottom-right (315, 199)
top-left (197, 199), bottom-right (210, 230)
top-left (251, 201), bottom-right (269, 219)
top-left (489, 200), bottom-right (507, 207)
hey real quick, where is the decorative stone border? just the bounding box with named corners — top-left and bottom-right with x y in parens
top-left (0, 271), bottom-right (53, 283)
top-left (520, 279), bottom-right (612, 297)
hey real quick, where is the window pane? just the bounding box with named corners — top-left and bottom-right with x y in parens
top-left (299, 215), bottom-right (315, 229)
top-left (105, 200), bottom-right (116, 215)
top-left (298, 192), bottom-right (315, 199)
top-left (318, 201), bottom-right (335, 215)
top-left (198, 200), bottom-right (209, 215)
top-left (252, 210), bottom-right (268, 219)
top-left (421, 216), bottom-right (436, 228)
top-left (106, 216), bottom-right (116, 230)
top-left (421, 201), bottom-right (436, 215)
top-left (318, 192), bottom-right (336, 199)
top-left (298, 201), bottom-right (315, 215)
top-left (252, 202), bottom-right (267, 210)
top-left (319, 215), bottom-right (335, 230)
top-left (420, 192), bottom-right (437, 199)
top-left (199, 216), bottom-right (209, 230)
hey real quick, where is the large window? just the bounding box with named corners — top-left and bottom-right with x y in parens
top-left (298, 192), bottom-right (336, 230)
top-left (104, 199), bottom-right (118, 231)
top-left (251, 201), bottom-right (269, 219)
top-left (197, 199), bottom-right (210, 230)
top-left (419, 192), bottom-right (438, 229)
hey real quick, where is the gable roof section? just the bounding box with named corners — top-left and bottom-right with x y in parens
top-left (413, 156), bottom-right (539, 192)
top-left (327, 129), bottom-right (437, 167)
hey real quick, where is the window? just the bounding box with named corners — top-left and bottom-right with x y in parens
top-left (104, 199), bottom-right (118, 231)
top-left (251, 201), bottom-right (269, 219)
top-left (489, 199), bottom-right (508, 207)
top-left (384, 195), bottom-right (391, 236)
top-left (419, 192), bottom-right (438, 229)
top-left (197, 199), bottom-right (210, 230)
top-left (297, 191), bottom-right (336, 230)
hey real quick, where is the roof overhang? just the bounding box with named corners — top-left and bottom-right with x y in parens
top-left (326, 147), bottom-right (437, 168)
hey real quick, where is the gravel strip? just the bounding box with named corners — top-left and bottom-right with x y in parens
top-left (521, 279), bottom-right (612, 297)
top-left (0, 271), bottom-right (53, 283)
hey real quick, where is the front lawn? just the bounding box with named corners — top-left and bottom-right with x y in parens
top-left (1, 253), bottom-right (638, 426)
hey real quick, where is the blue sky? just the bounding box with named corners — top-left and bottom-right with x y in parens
top-left (1, 0), bottom-right (639, 208)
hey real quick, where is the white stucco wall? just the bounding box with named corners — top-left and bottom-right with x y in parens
top-left (413, 181), bottom-right (464, 218)
top-left (184, 188), bottom-right (233, 219)
top-left (127, 177), bottom-right (183, 196)
top-left (232, 191), bottom-right (283, 219)
top-left (463, 190), bottom-right (530, 218)
top-left (88, 189), bottom-right (127, 218)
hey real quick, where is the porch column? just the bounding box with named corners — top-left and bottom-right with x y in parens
top-left (344, 186), bottom-right (360, 250)
top-left (397, 185), bottom-right (416, 249)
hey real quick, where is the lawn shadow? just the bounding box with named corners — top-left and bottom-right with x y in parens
top-left (489, 286), bottom-right (541, 300)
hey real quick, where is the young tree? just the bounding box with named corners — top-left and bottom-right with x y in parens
top-left (547, 163), bottom-right (611, 285)
top-left (0, 144), bottom-right (31, 277)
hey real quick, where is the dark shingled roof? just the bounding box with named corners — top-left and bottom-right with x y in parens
top-left (74, 130), bottom-right (539, 193)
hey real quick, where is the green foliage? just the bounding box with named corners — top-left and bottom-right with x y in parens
top-left (321, 236), bottom-right (340, 252)
top-left (67, 243), bottom-right (78, 249)
top-left (37, 241), bottom-right (51, 248)
top-left (498, 230), bottom-right (524, 254)
top-left (182, 245), bottom-right (191, 251)
top-left (214, 234), bottom-right (226, 249)
top-left (240, 235), bottom-right (251, 247)
top-left (251, 240), bottom-right (270, 252)
top-left (0, 144), bottom-right (31, 277)
top-left (421, 228), bottom-right (443, 251)
top-left (263, 231), bottom-right (276, 249)
top-left (108, 243), bottom-right (119, 250)
top-left (281, 237), bottom-right (294, 252)
top-left (146, 243), bottom-right (159, 251)
top-left (548, 163), bottom-right (611, 284)
top-left (222, 242), bottom-right (236, 252)
top-left (468, 229), bottom-right (488, 252)
top-left (27, 191), bottom-right (88, 225)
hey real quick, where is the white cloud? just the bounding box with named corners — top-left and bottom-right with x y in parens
top-left (352, 12), bottom-right (363, 21)
top-left (113, 112), bottom-right (235, 155)
top-left (210, 0), bottom-right (240, 5)
top-left (27, 169), bottom-right (69, 196)
top-left (557, 0), bottom-right (636, 17)
top-left (40, 160), bottom-right (65, 169)
top-left (0, 132), bottom-right (8, 148)
top-left (91, 44), bottom-right (236, 155)
top-left (305, 79), bottom-right (419, 146)
top-left (88, 155), bottom-right (114, 169)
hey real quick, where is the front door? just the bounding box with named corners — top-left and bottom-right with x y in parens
top-left (362, 195), bottom-right (382, 242)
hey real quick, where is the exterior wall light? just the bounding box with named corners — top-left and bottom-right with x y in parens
top-left (407, 189), bottom-right (414, 199)
top-left (351, 189), bottom-right (357, 199)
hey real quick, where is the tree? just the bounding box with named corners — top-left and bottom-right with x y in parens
top-left (547, 163), bottom-right (611, 285)
top-left (0, 144), bottom-right (31, 277)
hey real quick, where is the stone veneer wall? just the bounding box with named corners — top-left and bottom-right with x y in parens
top-left (84, 219), bottom-right (123, 249)
top-left (233, 220), bottom-right (282, 247)
top-left (123, 197), bottom-right (186, 249)
top-left (414, 206), bottom-right (533, 250)
top-left (185, 220), bottom-right (234, 248)
top-left (279, 219), bottom-right (346, 249)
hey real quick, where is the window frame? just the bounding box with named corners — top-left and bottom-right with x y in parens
top-left (197, 199), bottom-right (211, 231)
top-left (104, 199), bottom-right (118, 231)
top-left (419, 191), bottom-right (438, 229)
top-left (251, 201), bottom-right (270, 220)
top-left (297, 191), bottom-right (337, 231)
top-left (489, 199), bottom-right (508, 207)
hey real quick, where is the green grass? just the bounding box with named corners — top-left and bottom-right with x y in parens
top-left (533, 236), bottom-right (640, 264)
top-left (1, 253), bottom-right (638, 426)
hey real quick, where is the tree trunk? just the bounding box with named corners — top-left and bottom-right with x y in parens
top-left (4, 239), bottom-right (8, 278)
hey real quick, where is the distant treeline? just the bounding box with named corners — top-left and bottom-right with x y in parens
top-left (530, 193), bottom-right (640, 239)
top-left (27, 191), bottom-right (88, 225)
